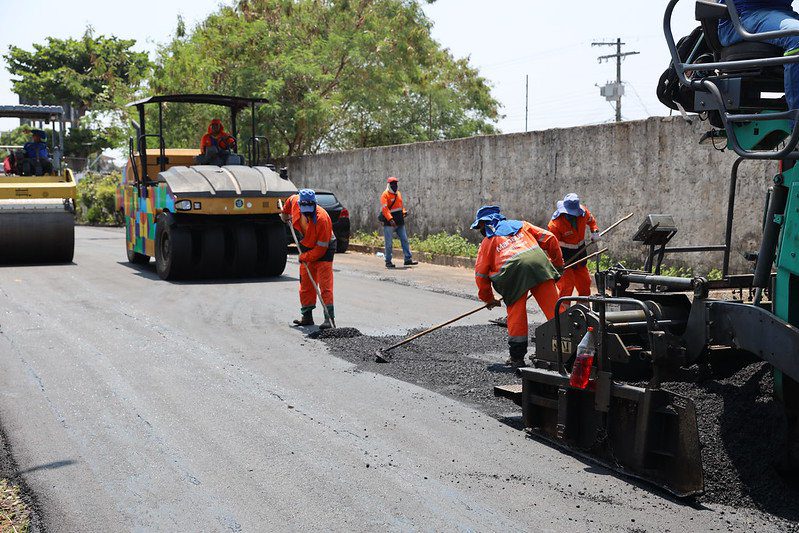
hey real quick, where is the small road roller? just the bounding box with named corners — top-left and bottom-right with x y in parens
top-left (120, 94), bottom-right (297, 280)
top-left (0, 104), bottom-right (75, 264)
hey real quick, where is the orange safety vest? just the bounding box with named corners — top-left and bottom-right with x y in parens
top-left (380, 190), bottom-right (406, 223)
top-left (292, 203), bottom-right (336, 263)
top-left (475, 222), bottom-right (563, 304)
top-left (547, 206), bottom-right (598, 259)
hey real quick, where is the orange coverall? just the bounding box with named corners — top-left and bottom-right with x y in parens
top-left (380, 189), bottom-right (406, 223)
top-left (475, 222), bottom-right (563, 358)
top-left (548, 206), bottom-right (599, 301)
top-left (291, 202), bottom-right (335, 316)
top-left (200, 119), bottom-right (237, 154)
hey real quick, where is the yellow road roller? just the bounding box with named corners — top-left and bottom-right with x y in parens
top-left (0, 105), bottom-right (75, 264)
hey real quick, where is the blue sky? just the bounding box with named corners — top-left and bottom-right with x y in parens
top-left (0, 0), bottom-right (698, 134)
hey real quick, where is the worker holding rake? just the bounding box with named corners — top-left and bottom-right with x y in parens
top-left (472, 205), bottom-right (563, 367)
top-left (289, 189), bottom-right (336, 329)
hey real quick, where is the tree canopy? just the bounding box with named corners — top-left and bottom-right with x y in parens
top-left (151, 0), bottom-right (500, 157)
top-left (5, 29), bottom-right (150, 122)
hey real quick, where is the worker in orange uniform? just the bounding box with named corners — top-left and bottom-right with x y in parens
top-left (289, 189), bottom-right (336, 329)
top-left (472, 205), bottom-right (563, 367)
top-left (548, 193), bottom-right (600, 308)
top-left (380, 176), bottom-right (418, 268)
top-left (198, 118), bottom-right (237, 165)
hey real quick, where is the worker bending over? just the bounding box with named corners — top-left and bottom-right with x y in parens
top-left (290, 189), bottom-right (336, 329)
top-left (548, 193), bottom-right (599, 305)
top-left (472, 205), bottom-right (563, 367)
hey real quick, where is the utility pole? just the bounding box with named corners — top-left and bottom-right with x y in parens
top-left (525, 74), bottom-right (529, 132)
top-left (592, 38), bottom-right (639, 122)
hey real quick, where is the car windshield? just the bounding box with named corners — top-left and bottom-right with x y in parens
top-left (315, 193), bottom-right (339, 208)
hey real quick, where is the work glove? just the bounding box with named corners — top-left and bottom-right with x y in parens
top-left (486, 298), bottom-right (502, 309)
top-left (591, 231), bottom-right (601, 243)
top-left (390, 219), bottom-right (398, 227)
top-left (280, 213), bottom-right (291, 224)
top-left (555, 264), bottom-right (565, 275)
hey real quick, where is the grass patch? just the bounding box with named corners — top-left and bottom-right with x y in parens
top-left (595, 254), bottom-right (722, 280)
top-left (352, 230), bottom-right (479, 258)
top-left (0, 478), bottom-right (30, 533)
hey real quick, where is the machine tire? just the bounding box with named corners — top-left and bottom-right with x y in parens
top-left (155, 214), bottom-right (193, 280)
top-left (261, 223), bottom-right (287, 277)
top-left (231, 224), bottom-right (258, 276)
top-left (198, 226), bottom-right (226, 277)
top-left (127, 247), bottom-right (150, 265)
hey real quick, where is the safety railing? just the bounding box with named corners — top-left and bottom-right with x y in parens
top-left (664, 0), bottom-right (799, 159)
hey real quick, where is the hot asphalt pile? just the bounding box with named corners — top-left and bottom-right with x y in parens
top-left (319, 324), bottom-right (519, 420)
top-left (663, 356), bottom-right (799, 520)
top-left (319, 325), bottom-right (799, 521)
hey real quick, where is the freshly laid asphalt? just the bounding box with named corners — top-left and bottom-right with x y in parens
top-left (0, 226), bottom-right (789, 532)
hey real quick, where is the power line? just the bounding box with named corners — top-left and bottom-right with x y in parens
top-left (591, 38), bottom-right (639, 122)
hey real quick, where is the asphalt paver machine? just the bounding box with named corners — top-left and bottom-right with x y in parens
top-left (0, 104), bottom-right (75, 264)
top-left (120, 94), bottom-right (297, 280)
top-left (496, 0), bottom-right (799, 497)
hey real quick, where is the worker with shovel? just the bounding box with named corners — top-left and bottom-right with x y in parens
top-left (548, 193), bottom-right (600, 308)
top-left (289, 189), bottom-right (336, 329)
top-left (472, 205), bottom-right (563, 367)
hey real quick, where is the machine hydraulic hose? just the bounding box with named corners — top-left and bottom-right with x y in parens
top-left (754, 181), bottom-right (788, 289)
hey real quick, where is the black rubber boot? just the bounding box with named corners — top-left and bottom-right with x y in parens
top-left (506, 340), bottom-right (528, 367)
top-left (293, 311), bottom-right (314, 326)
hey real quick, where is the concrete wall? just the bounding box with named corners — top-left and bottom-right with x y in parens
top-left (288, 116), bottom-right (775, 273)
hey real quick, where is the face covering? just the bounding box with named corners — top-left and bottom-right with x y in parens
top-left (480, 227), bottom-right (487, 237)
top-left (389, 182), bottom-right (398, 193)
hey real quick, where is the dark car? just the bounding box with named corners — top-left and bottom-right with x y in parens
top-left (286, 189), bottom-right (350, 252)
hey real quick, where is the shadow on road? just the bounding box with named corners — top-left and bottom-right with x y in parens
top-left (116, 262), bottom-right (299, 284)
top-left (0, 262), bottom-right (76, 269)
top-left (18, 459), bottom-right (77, 475)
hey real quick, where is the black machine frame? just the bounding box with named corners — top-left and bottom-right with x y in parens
top-left (126, 94), bottom-right (272, 185)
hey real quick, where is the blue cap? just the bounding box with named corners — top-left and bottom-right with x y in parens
top-left (471, 205), bottom-right (506, 229)
top-left (552, 193), bottom-right (584, 219)
top-left (299, 189), bottom-right (316, 214)
top-left (31, 129), bottom-right (47, 141)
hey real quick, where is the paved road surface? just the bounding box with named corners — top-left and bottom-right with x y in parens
top-left (0, 226), bottom-right (780, 531)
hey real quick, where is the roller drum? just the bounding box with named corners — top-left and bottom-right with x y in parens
top-left (0, 201), bottom-right (74, 264)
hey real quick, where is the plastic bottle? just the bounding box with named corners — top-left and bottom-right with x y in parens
top-left (376, 252), bottom-right (385, 258)
top-left (569, 327), bottom-right (596, 389)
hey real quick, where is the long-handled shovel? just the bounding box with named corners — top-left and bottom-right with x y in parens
top-left (375, 300), bottom-right (500, 363)
top-left (288, 221), bottom-right (336, 329)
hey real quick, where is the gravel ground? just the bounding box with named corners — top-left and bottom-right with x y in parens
top-left (319, 324), bottom-right (799, 525)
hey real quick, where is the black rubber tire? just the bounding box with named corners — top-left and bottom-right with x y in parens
top-left (155, 213), bottom-right (193, 280)
top-left (126, 247), bottom-right (150, 265)
top-left (231, 224), bottom-right (258, 276)
top-left (262, 223), bottom-right (288, 277)
top-left (198, 226), bottom-right (226, 277)
top-left (336, 238), bottom-right (349, 253)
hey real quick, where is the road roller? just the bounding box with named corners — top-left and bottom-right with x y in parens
top-left (0, 105), bottom-right (75, 264)
top-left (120, 94), bottom-right (297, 280)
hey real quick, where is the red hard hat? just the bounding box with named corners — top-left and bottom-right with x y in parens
top-left (387, 176), bottom-right (398, 183)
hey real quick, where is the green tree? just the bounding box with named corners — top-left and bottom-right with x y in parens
top-left (151, 0), bottom-right (500, 157)
top-left (5, 28), bottom-right (151, 124)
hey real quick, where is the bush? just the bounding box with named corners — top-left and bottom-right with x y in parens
top-left (352, 229), bottom-right (479, 258)
top-left (76, 172), bottom-right (124, 226)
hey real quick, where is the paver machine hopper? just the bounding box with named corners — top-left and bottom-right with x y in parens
top-left (0, 104), bottom-right (75, 264)
top-left (496, 0), bottom-right (799, 498)
top-left (120, 94), bottom-right (297, 280)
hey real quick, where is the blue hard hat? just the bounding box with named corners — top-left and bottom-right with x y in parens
top-left (299, 189), bottom-right (317, 213)
top-left (470, 205), bottom-right (505, 229)
top-left (553, 193), bottom-right (585, 219)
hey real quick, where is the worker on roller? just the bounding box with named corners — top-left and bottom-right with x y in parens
top-left (380, 176), bottom-right (418, 268)
top-left (548, 193), bottom-right (599, 307)
top-left (198, 118), bottom-right (237, 165)
top-left (472, 205), bottom-right (563, 367)
top-left (22, 129), bottom-right (52, 175)
top-left (718, 0), bottom-right (799, 112)
top-left (290, 189), bottom-right (336, 329)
